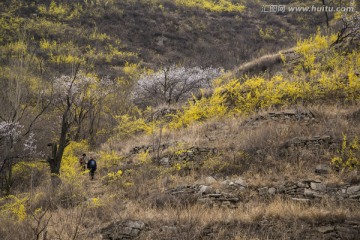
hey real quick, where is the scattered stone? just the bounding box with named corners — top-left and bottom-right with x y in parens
top-left (291, 198), bottom-right (310, 203)
top-left (316, 226), bottom-right (335, 234)
top-left (349, 194), bottom-right (360, 199)
top-left (234, 177), bottom-right (247, 187)
top-left (159, 157), bottom-right (170, 166)
top-left (310, 182), bottom-right (326, 192)
top-left (297, 182), bottom-right (309, 188)
top-left (258, 187), bottom-right (268, 196)
top-left (304, 188), bottom-right (317, 197)
top-left (346, 185), bottom-right (360, 195)
top-left (281, 135), bottom-right (340, 157)
top-left (268, 187), bottom-right (276, 195)
top-left (199, 185), bottom-right (212, 195)
top-left (221, 180), bottom-right (231, 186)
top-left (243, 109), bottom-right (315, 127)
top-left (101, 220), bottom-right (146, 240)
top-left (160, 226), bottom-right (178, 235)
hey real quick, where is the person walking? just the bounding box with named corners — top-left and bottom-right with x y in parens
top-left (87, 157), bottom-right (97, 180)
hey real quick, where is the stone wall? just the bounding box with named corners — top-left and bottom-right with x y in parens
top-left (257, 180), bottom-right (360, 201)
top-left (164, 178), bottom-right (360, 209)
top-left (101, 220), bottom-right (146, 240)
top-left (280, 135), bottom-right (341, 156)
top-left (243, 109), bottom-right (315, 126)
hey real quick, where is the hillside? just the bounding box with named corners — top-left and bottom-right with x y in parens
top-left (1, 1), bottom-right (360, 240)
top-left (0, 0), bottom-right (332, 72)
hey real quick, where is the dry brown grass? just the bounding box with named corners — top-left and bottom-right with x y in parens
top-left (3, 105), bottom-right (359, 239)
top-left (105, 104), bottom-right (360, 185)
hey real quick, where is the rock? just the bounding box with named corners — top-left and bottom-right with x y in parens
top-left (315, 164), bottom-right (330, 174)
top-left (297, 182), bottom-right (309, 188)
top-left (199, 185), bottom-right (212, 195)
top-left (316, 226), bottom-right (335, 234)
top-left (234, 177), bottom-right (247, 187)
top-left (258, 187), bottom-right (268, 196)
top-left (291, 198), bottom-right (310, 203)
top-left (349, 194), bottom-right (360, 199)
top-left (283, 110), bottom-right (296, 115)
top-left (268, 187), bottom-right (276, 195)
top-left (160, 226), bottom-right (178, 235)
top-left (205, 176), bottom-right (217, 185)
top-left (310, 182), bottom-right (326, 192)
top-left (304, 188), bottom-right (317, 197)
top-left (159, 157), bottom-right (170, 165)
top-left (346, 185), bottom-right (360, 195)
top-left (101, 220), bottom-right (145, 240)
top-left (124, 220), bottom-right (145, 231)
top-left (221, 180), bottom-right (231, 186)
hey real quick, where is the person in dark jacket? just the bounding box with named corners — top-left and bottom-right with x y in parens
top-left (87, 157), bottom-right (97, 180)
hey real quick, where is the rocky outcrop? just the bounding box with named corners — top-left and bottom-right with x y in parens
top-left (165, 178), bottom-right (360, 209)
top-left (280, 135), bottom-right (341, 156)
top-left (257, 180), bottom-right (360, 201)
top-left (99, 218), bottom-right (360, 240)
top-left (166, 184), bottom-right (242, 209)
top-left (243, 109), bottom-right (315, 126)
top-left (101, 220), bottom-right (146, 240)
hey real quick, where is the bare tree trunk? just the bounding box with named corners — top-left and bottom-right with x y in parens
top-left (48, 109), bottom-right (71, 187)
top-left (322, 0), bottom-right (330, 28)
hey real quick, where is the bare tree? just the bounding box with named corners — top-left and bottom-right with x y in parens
top-left (47, 70), bottom-right (113, 182)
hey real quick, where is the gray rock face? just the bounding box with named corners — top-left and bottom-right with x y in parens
top-left (268, 187), bottom-right (276, 195)
top-left (316, 225), bottom-right (335, 233)
top-left (159, 157), bottom-right (170, 166)
top-left (160, 226), bottom-right (178, 235)
top-left (101, 220), bottom-right (146, 240)
top-left (310, 182), bottom-right (326, 192)
top-left (234, 177), bottom-right (247, 187)
top-left (199, 185), bottom-right (212, 195)
top-left (304, 188), bottom-right (317, 197)
top-left (281, 135), bottom-right (341, 156)
top-left (346, 185), bottom-right (360, 195)
top-left (243, 109), bottom-right (315, 126)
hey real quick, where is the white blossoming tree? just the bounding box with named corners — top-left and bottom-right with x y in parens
top-left (133, 65), bottom-right (221, 107)
top-left (0, 121), bottom-right (40, 194)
